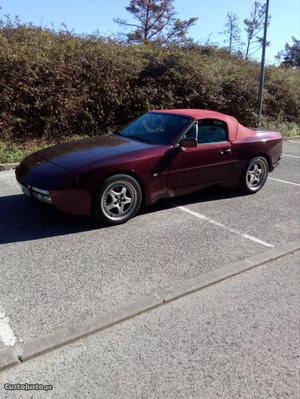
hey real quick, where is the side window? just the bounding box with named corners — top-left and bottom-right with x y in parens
top-left (198, 119), bottom-right (228, 144)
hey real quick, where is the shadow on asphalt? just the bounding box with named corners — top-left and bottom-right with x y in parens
top-left (145, 186), bottom-right (248, 214)
top-left (0, 188), bottom-right (248, 245)
top-left (0, 195), bottom-right (100, 245)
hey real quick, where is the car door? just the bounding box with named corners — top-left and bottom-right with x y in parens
top-left (167, 118), bottom-right (233, 194)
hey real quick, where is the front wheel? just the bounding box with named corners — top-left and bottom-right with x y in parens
top-left (240, 156), bottom-right (269, 194)
top-left (93, 174), bottom-right (142, 225)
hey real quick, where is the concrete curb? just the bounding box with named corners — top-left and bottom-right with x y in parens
top-left (0, 162), bottom-right (19, 171)
top-left (284, 137), bottom-right (300, 142)
top-left (160, 241), bottom-right (299, 304)
top-left (1, 241), bottom-right (299, 371)
top-left (18, 294), bottom-right (161, 363)
top-left (0, 348), bottom-right (20, 370)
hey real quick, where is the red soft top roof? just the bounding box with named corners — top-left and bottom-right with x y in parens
top-left (152, 108), bottom-right (239, 140)
top-left (152, 108), bottom-right (235, 121)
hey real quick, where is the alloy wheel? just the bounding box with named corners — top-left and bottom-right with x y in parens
top-left (246, 158), bottom-right (268, 190)
top-left (100, 181), bottom-right (137, 222)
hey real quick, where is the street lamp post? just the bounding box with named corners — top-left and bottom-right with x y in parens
top-left (258, 0), bottom-right (270, 126)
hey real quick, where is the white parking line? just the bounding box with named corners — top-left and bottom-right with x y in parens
top-left (287, 140), bottom-right (300, 144)
top-left (0, 305), bottom-right (16, 346)
top-left (283, 154), bottom-right (300, 159)
top-left (176, 206), bottom-right (274, 248)
top-left (269, 177), bottom-right (300, 187)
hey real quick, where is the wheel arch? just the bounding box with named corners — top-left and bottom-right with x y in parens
top-left (251, 153), bottom-right (272, 171)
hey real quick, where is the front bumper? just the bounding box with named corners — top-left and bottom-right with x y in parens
top-left (18, 181), bottom-right (92, 215)
top-left (272, 155), bottom-right (282, 170)
top-left (18, 183), bottom-right (52, 204)
top-left (16, 161), bottom-right (92, 215)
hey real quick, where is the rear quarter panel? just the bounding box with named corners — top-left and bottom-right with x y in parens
top-left (224, 128), bottom-right (282, 187)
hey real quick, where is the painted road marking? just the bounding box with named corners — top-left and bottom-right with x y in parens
top-left (269, 177), bottom-right (300, 187)
top-left (176, 206), bottom-right (274, 248)
top-left (287, 140), bottom-right (300, 144)
top-left (282, 154), bottom-right (300, 159)
top-left (0, 305), bottom-right (17, 346)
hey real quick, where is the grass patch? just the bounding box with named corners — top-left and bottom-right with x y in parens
top-left (0, 135), bottom-right (86, 163)
top-left (259, 119), bottom-right (300, 138)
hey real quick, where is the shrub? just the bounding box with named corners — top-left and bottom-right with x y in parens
top-left (0, 22), bottom-right (299, 142)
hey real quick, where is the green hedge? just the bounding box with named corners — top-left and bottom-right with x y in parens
top-left (0, 24), bottom-right (299, 141)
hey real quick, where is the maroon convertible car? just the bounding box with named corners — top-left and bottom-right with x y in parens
top-left (16, 109), bottom-right (282, 225)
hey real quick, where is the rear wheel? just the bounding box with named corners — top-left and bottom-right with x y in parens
top-left (93, 174), bottom-right (142, 225)
top-left (240, 156), bottom-right (269, 194)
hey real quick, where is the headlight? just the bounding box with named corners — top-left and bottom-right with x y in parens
top-left (31, 187), bottom-right (52, 204)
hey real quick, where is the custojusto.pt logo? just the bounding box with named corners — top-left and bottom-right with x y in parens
top-left (4, 383), bottom-right (53, 391)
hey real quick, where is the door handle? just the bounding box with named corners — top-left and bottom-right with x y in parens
top-left (219, 148), bottom-right (231, 155)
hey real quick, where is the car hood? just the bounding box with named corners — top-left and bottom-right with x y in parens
top-left (34, 134), bottom-right (155, 170)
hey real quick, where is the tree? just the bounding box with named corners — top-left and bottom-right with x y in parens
top-left (114, 0), bottom-right (198, 44)
top-left (244, 1), bottom-right (270, 59)
top-left (278, 37), bottom-right (300, 67)
top-left (221, 12), bottom-right (241, 54)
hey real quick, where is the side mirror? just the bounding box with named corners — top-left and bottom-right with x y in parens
top-left (179, 138), bottom-right (197, 148)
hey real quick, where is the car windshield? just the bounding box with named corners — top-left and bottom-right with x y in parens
top-left (117, 112), bottom-right (191, 145)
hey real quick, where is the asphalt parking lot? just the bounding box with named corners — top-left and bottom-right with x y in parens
top-left (0, 138), bottom-right (299, 354)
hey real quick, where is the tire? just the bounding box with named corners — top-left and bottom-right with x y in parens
top-left (93, 174), bottom-right (142, 225)
top-left (240, 156), bottom-right (269, 194)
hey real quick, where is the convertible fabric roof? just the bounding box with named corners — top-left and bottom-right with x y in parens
top-left (152, 109), bottom-right (240, 140)
top-left (153, 108), bottom-right (233, 120)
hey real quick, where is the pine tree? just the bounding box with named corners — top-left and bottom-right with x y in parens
top-left (244, 1), bottom-right (270, 59)
top-left (221, 12), bottom-right (241, 54)
top-left (114, 0), bottom-right (198, 44)
top-left (279, 37), bottom-right (300, 67)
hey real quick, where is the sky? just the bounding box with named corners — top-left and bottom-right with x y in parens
top-left (1, 0), bottom-right (299, 63)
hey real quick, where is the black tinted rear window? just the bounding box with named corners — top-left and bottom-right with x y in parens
top-left (198, 119), bottom-right (228, 144)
